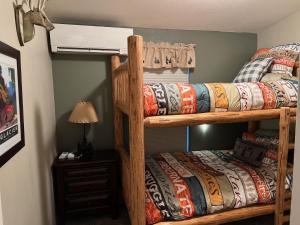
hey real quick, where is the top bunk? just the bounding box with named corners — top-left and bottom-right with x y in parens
top-left (111, 35), bottom-right (299, 128)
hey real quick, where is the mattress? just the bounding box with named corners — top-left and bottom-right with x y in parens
top-left (145, 150), bottom-right (292, 224)
top-left (144, 80), bottom-right (298, 116)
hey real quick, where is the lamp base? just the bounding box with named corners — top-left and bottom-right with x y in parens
top-left (77, 141), bottom-right (93, 159)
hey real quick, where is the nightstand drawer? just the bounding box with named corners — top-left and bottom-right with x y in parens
top-left (66, 177), bottom-right (110, 193)
top-left (64, 165), bottom-right (111, 178)
top-left (65, 192), bottom-right (111, 210)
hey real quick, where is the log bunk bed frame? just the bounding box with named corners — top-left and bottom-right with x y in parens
top-left (111, 35), bottom-right (297, 225)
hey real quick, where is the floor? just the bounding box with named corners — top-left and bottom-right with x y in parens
top-left (66, 208), bottom-right (130, 225)
top-left (66, 207), bottom-right (275, 225)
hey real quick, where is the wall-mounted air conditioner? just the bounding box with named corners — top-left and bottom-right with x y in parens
top-left (49, 24), bottom-right (133, 55)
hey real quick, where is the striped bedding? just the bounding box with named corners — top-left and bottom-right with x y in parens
top-left (144, 80), bottom-right (298, 116)
top-left (145, 150), bottom-right (292, 224)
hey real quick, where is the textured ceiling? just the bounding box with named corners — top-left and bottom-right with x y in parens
top-left (46, 0), bottom-right (300, 33)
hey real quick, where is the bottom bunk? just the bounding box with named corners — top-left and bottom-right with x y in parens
top-left (145, 148), bottom-right (292, 225)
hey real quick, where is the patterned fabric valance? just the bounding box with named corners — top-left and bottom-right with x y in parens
top-left (143, 42), bottom-right (196, 69)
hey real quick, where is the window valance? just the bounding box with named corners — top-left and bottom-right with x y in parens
top-left (143, 42), bottom-right (196, 69)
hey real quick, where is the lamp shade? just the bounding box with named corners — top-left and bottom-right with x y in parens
top-left (69, 101), bottom-right (99, 124)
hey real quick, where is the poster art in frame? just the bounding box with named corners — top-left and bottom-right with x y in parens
top-left (0, 41), bottom-right (24, 167)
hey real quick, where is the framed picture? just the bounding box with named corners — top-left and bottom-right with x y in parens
top-left (0, 41), bottom-right (24, 167)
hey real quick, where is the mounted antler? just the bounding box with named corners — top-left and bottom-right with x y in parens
top-left (30, 0), bottom-right (55, 31)
top-left (14, 0), bottom-right (54, 45)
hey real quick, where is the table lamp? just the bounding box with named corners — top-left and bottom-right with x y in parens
top-left (69, 100), bottom-right (99, 156)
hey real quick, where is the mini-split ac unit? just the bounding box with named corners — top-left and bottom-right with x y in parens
top-left (49, 24), bottom-right (133, 55)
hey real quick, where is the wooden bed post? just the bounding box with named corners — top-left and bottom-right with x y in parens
top-left (111, 55), bottom-right (124, 149)
top-left (275, 107), bottom-right (290, 225)
top-left (127, 35), bottom-right (146, 225)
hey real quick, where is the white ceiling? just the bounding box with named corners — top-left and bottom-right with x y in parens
top-left (46, 0), bottom-right (300, 33)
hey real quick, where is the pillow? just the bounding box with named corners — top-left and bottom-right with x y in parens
top-left (255, 129), bottom-right (279, 138)
top-left (251, 48), bottom-right (271, 60)
top-left (261, 149), bottom-right (278, 166)
top-left (233, 58), bottom-right (273, 83)
top-left (241, 132), bottom-right (279, 165)
top-left (260, 73), bottom-right (298, 82)
top-left (242, 131), bottom-right (279, 149)
top-left (233, 138), bottom-right (266, 167)
top-left (256, 127), bottom-right (295, 143)
top-left (242, 128), bottom-right (295, 148)
top-left (269, 43), bottom-right (300, 76)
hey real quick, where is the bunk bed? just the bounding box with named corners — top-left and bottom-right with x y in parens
top-left (111, 35), bottom-right (297, 225)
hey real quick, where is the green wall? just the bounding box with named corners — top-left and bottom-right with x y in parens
top-left (52, 55), bottom-right (112, 152)
top-left (135, 28), bottom-right (257, 83)
top-left (52, 28), bottom-right (257, 152)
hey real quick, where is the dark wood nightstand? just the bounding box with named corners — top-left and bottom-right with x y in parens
top-left (52, 150), bottom-right (119, 225)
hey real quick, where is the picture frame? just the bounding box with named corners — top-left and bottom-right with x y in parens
top-left (0, 41), bottom-right (24, 167)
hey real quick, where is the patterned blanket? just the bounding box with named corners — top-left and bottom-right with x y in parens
top-left (145, 150), bottom-right (292, 224)
top-left (144, 80), bottom-right (298, 116)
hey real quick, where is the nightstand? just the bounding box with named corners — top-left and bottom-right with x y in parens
top-left (52, 150), bottom-right (119, 225)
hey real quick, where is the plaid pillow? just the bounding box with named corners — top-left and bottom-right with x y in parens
top-left (233, 58), bottom-right (273, 83)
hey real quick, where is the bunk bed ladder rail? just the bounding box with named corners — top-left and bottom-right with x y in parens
top-left (275, 107), bottom-right (291, 225)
